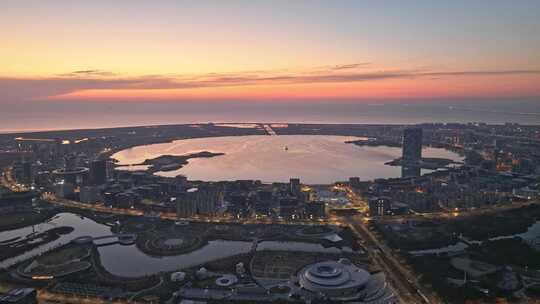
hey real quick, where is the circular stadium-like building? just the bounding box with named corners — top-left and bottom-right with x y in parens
top-left (297, 259), bottom-right (396, 303)
top-left (215, 274), bottom-right (238, 287)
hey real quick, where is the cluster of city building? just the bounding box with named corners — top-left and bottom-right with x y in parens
top-left (1, 122), bottom-right (539, 304)
top-left (5, 137), bottom-right (327, 222)
top-left (2, 122), bottom-right (539, 222)
top-left (365, 125), bottom-right (540, 216)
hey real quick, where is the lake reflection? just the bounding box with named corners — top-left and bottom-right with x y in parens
top-left (113, 135), bottom-right (462, 184)
top-left (1, 213), bottom-right (355, 278)
top-left (0, 213), bottom-right (253, 276)
top-left (98, 240), bottom-right (252, 277)
top-left (0, 213), bottom-right (111, 268)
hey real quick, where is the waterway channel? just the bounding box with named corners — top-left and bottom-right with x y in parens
top-left (0, 212), bottom-right (356, 277)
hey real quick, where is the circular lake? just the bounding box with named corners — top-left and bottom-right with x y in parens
top-left (113, 135), bottom-right (462, 184)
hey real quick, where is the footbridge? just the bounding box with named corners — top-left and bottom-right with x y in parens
top-left (262, 124), bottom-right (277, 136)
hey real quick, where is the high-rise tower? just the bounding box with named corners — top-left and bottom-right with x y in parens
top-left (402, 128), bottom-right (423, 163)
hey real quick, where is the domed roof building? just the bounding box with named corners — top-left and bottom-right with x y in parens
top-left (296, 259), bottom-right (396, 303)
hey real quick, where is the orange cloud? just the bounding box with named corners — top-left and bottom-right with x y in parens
top-left (50, 72), bottom-right (540, 101)
top-left (2, 64), bottom-right (539, 102)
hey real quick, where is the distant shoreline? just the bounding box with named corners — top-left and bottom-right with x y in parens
top-left (3, 120), bottom-right (540, 136)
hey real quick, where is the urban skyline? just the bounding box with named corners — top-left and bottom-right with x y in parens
top-left (1, 2), bottom-right (540, 304)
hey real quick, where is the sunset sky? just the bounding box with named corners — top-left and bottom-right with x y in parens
top-left (2, 0), bottom-right (540, 102)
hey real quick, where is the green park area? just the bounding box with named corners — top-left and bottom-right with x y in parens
top-left (0, 210), bottom-right (54, 232)
top-left (36, 245), bottom-right (90, 266)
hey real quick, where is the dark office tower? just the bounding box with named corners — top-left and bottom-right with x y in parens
top-left (21, 161), bottom-right (34, 185)
top-left (290, 178), bottom-right (301, 196)
top-left (402, 128), bottom-right (423, 163)
top-left (90, 159), bottom-right (108, 185)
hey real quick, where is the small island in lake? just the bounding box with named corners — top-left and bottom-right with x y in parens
top-left (117, 151), bottom-right (225, 173)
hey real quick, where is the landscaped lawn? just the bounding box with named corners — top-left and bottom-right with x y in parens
top-left (0, 211), bottom-right (48, 230)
